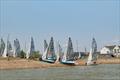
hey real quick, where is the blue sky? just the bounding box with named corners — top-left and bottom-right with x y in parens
top-left (0, 0), bottom-right (120, 52)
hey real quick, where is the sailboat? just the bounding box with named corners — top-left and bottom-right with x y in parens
top-left (2, 36), bottom-right (13, 57)
top-left (0, 38), bottom-right (5, 56)
top-left (42, 37), bottom-right (56, 63)
top-left (56, 43), bottom-right (63, 62)
top-left (39, 40), bottom-right (48, 61)
top-left (61, 37), bottom-right (75, 65)
top-left (13, 38), bottom-right (21, 57)
top-left (86, 38), bottom-right (98, 66)
top-left (27, 37), bottom-right (35, 59)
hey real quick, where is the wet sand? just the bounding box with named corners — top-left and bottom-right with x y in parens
top-left (0, 58), bottom-right (120, 70)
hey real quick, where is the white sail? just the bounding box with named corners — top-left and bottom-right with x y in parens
top-left (0, 38), bottom-right (5, 56)
top-left (42, 47), bottom-right (48, 60)
top-left (7, 40), bottom-right (13, 57)
top-left (29, 37), bottom-right (35, 57)
top-left (46, 37), bottom-right (56, 60)
top-left (26, 50), bottom-right (29, 59)
top-left (2, 46), bottom-right (7, 57)
top-left (87, 49), bottom-right (93, 65)
top-left (13, 39), bottom-right (21, 57)
top-left (87, 38), bottom-right (97, 65)
top-left (56, 43), bottom-right (63, 62)
top-left (27, 37), bottom-right (35, 59)
top-left (2, 37), bottom-right (13, 57)
top-left (66, 37), bottom-right (74, 61)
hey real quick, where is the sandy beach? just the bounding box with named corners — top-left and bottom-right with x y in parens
top-left (0, 58), bottom-right (120, 70)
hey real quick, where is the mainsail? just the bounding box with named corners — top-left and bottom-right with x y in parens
top-left (87, 38), bottom-right (97, 65)
top-left (7, 39), bottom-right (13, 57)
top-left (2, 36), bottom-right (13, 57)
top-left (14, 39), bottom-right (21, 57)
top-left (42, 40), bottom-right (48, 60)
top-left (44, 40), bottom-right (48, 52)
top-left (42, 37), bottom-right (56, 62)
top-left (66, 37), bottom-right (74, 61)
top-left (61, 37), bottom-right (74, 61)
top-left (0, 38), bottom-right (5, 56)
top-left (56, 43), bottom-right (63, 62)
top-left (27, 37), bottom-right (35, 58)
top-left (61, 37), bottom-right (75, 64)
top-left (46, 37), bottom-right (56, 60)
top-left (58, 44), bottom-right (63, 59)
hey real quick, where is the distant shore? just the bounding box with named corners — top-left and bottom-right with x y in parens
top-left (0, 58), bottom-right (120, 70)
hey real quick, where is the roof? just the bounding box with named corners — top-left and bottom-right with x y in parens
top-left (105, 45), bottom-right (120, 49)
top-left (105, 45), bottom-right (115, 50)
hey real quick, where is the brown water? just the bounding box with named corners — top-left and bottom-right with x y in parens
top-left (0, 64), bottom-right (120, 80)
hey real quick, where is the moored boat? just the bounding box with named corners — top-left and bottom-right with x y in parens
top-left (86, 38), bottom-right (98, 66)
top-left (60, 37), bottom-right (75, 65)
top-left (41, 37), bottom-right (56, 63)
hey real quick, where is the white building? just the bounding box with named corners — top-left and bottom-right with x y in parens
top-left (100, 45), bottom-right (120, 57)
top-left (113, 45), bottom-right (120, 53)
top-left (100, 45), bottom-right (115, 54)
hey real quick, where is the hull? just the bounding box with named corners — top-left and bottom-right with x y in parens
top-left (42, 59), bottom-right (56, 63)
top-left (61, 61), bottom-right (75, 65)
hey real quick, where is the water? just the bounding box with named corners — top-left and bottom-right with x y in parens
top-left (0, 64), bottom-right (120, 80)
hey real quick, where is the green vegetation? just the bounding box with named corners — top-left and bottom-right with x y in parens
top-left (19, 50), bottom-right (26, 58)
top-left (29, 51), bottom-right (41, 60)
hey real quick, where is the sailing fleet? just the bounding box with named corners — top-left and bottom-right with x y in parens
top-left (0, 36), bottom-right (98, 66)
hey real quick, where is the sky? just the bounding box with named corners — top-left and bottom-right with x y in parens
top-left (0, 0), bottom-right (120, 52)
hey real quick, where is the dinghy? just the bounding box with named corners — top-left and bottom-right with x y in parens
top-left (0, 38), bottom-right (5, 56)
top-left (13, 39), bottom-right (21, 57)
top-left (61, 37), bottom-right (75, 65)
top-left (2, 36), bottom-right (13, 57)
top-left (26, 37), bottom-right (35, 59)
top-left (86, 38), bottom-right (98, 66)
top-left (42, 37), bottom-right (56, 63)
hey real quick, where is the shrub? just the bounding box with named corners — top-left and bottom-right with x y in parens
top-left (29, 51), bottom-right (40, 60)
top-left (20, 50), bottom-right (26, 58)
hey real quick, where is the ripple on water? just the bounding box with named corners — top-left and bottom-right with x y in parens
top-left (0, 64), bottom-right (120, 80)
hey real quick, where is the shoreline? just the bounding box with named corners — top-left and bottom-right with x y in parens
top-left (0, 58), bottom-right (120, 70)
